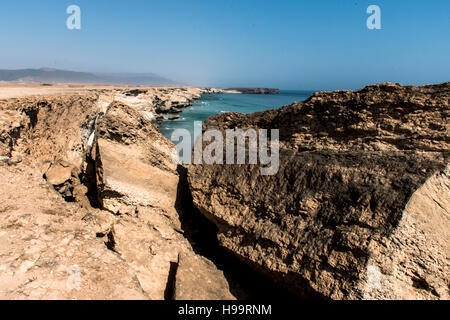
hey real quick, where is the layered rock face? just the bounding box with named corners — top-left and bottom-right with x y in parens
top-left (188, 83), bottom-right (450, 300)
top-left (0, 88), bottom-right (235, 300)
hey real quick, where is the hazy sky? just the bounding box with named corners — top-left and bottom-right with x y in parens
top-left (0, 0), bottom-right (449, 89)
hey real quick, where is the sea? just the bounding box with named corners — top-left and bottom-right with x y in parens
top-left (159, 90), bottom-right (315, 143)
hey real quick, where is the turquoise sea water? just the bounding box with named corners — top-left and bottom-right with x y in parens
top-left (159, 90), bottom-right (314, 142)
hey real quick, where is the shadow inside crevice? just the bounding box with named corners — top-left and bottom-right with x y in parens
top-left (81, 142), bottom-right (103, 209)
top-left (175, 165), bottom-right (298, 300)
top-left (164, 261), bottom-right (179, 300)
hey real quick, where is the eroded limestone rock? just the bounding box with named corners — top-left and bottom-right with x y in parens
top-left (0, 88), bottom-right (234, 300)
top-left (85, 101), bottom-right (237, 300)
top-left (188, 82), bottom-right (450, 300)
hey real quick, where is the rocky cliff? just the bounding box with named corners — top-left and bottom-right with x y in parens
top-left (1, 82), bottom-right (448, 300)
top-left (0, 87), bottom-right (241, 300)
top-left (188, 82), bottom-right (450, 300)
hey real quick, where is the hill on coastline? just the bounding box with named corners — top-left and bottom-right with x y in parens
top-left (0, 68), bottom-right (178, 86)
top-left (225, 88), bottom-right (280, 94)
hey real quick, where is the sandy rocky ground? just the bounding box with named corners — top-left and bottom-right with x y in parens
top-left (0, 84), bottom-right (243, 300)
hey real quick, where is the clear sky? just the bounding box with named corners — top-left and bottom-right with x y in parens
top-left (0, 0), bottom-right (449, 89)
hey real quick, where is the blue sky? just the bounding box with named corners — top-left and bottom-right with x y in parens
top-left (0, 0), bottom-right (449, 89)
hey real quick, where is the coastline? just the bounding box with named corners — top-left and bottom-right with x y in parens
top-left (0, 83), bottom-right (222, 120)
top-left (0, 82), bottom-right (448, 300)
top-left (157, 89), bottom-right (314, 141)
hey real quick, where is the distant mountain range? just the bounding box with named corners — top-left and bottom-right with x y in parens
top-left (0, 68), bottom-right (179, 86)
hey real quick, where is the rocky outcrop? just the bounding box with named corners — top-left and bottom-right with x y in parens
top-left (188, 82), bottom-right (450, 300)
top-left (0, 93), bottom-right (152, 299)
top-left (225, 88), bottom-right (280, 94)
top-left (89, 101), bottom-right (237, 299)
top-left (114, 87), bottom-right (223, 119)
top-left (153, 88), bottom-right (203, 114)
top-left (44, 160), bottom-right (83, 202)
top-left (0, 88), bottom-right (236, 300)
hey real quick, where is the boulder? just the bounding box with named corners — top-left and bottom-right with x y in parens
top-left (188, 82), bottom-right (450, 300)
top-left (93, 102), bottom-right (179, 217)
top-left (174, 253), bottom-right (236, 300)
top-left (45, 160), bottom-right (75, 185)
top-left (168, 114), bottom-right (180, 120)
